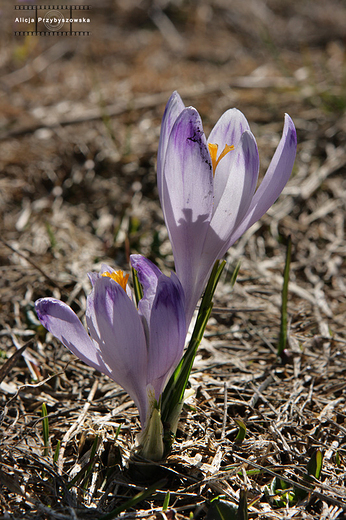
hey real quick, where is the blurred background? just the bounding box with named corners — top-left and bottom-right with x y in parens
top-left (1, 0), bottom-right (346, 272)
top-left (1, 0), bottom-right (346, 314)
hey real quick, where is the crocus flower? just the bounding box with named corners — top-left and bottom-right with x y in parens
top-left (157, 91), bottom-right (297, 326)
top-left (35, 255), bottom-right (186, 432)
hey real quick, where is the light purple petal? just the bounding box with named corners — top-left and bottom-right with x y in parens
top-left (130, 254), bottom-right (186, 398)
top-left (157, 91), bottom-right (185, 205)
top-left (146, 274), bottom-right (186, 398)
top-left (88, 265), bottom-right (112, 287)
top-left (35, 298), bottom-right (112, 378)
top-left (168, 270), bottom-right (186, 306)
top-left (130, 254), bottom-right (162, 297)
top-left (86, 277), bottom-right (149, 424)
top-left (211, 130), bottom-right (259, 239)
top-left (163, 107), bottom-right (213, 230)
top-left (178, 131), bottom-right (259, 324)
top-left (208, 108), bottom-right (251, 207)
top-left (162, 107), bottom-right (214, 322)
top-left (130, 254), bottom-right (163, 332)
top-left (208, 108), bottom-right (251, 150)
top-left (228, 114), bottom-right (297, 246)
top-left (100, 264), bottom-right (114, 275)
top-left (87, 272), bottom-right (99, 287)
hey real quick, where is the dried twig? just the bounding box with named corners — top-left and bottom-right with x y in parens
top-left (0, 78), bottom-right (297, 141)
top-left (0, 339), bottom-right (33, 385)
top-left (57, 379), bottom-right (98, 475)
top-left (0, 238), bottom-right (64, 290)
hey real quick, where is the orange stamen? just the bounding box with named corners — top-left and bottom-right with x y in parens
top-left (208, 143), bottom-right (235, 176)
top-left (102, 270), bottom-right (129, 292)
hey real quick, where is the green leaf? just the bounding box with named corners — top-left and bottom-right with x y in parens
top-left (206, 499), bottom-right (237, 520)
top-left (82, 435), bottom-right (100, 490)
top-left (230, 260), bottom-right (241, 288)
top-left (137, 407), bottom-right (164, 461)
top-left (41, 403), bottom-right (49, 457)
top-left (45, 221), bottom-right (57, 249)
top-left (294, 450), bottom-right (324, 501)
top-left (162, 490), bottom-right (170, 511)
top-left (236, 489), bottom-right (248, 520)
top-left (234, 418), bottom-right (246, 444)
top-left (278, 236), bottom-right (292, 357)
top-left (132, 267), bottom-right (143, 307)
top-left (161, 260), bottom-right (226, 436)
top-left (67, 435), bottom-right (99, 490)
top-left (114, 424), bottom-right (121, 441)
top-left (269, 477), bottom-right (295, 507)
top-left (53, 440), bottom-right (60, 465)
top-left (306, 450), bottom-right (323, 480)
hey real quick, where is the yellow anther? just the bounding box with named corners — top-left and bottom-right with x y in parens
top-left (208, 143), bottom-right (219, 174)
top-left (102, 270), bottom-right (129, 292)
top-left (208, 143), bottom-right (235, 176)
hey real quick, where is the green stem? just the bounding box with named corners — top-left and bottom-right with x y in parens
top-left (161, 260), bottom-right (226, 442)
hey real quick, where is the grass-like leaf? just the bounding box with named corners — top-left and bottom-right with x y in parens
top-left (45, 221), bottom-right (57, 249)
top-left (230, 259), bottom-right (241, 288)
top-left (206, 490), bottom-right (248, 520)
top-left (53, 440), bottom-right (60, 465)
top-left (132, 267), bottom-right (143, 307)
top-left (162, 490), bottom-right (170, 511)
top-left (82, 435), bottom-right (99, 490)
top-left (41, 403), bottom-right (49, 457)
top-left (234, 418), bottom-right (247, 444)
top-left (161, 260), bottom-right (226, 435)
top-left (207, 499), bottom-right (237, 520)
top-left (114, 424), bottom-right (121, 441)
top-left (67, 435), bottom-right (99, 490)
top-left (275, 449), bottom-right (324, 505)
top-left (237, 489), bottom-right (248, 520)
top-left (306, 449), bottom-right (323, 480)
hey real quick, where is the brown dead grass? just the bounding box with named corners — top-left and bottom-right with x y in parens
top-left (0, 1), bottom-right (346, 518)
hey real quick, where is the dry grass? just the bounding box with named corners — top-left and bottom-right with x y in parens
top-left (1, 1), bottom-right (346, 518)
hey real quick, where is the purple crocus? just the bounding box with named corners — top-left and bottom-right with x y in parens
top-left (158, 91), bottom-right (297, 326)
top-left (35, 254), bottom-right (186, 430)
